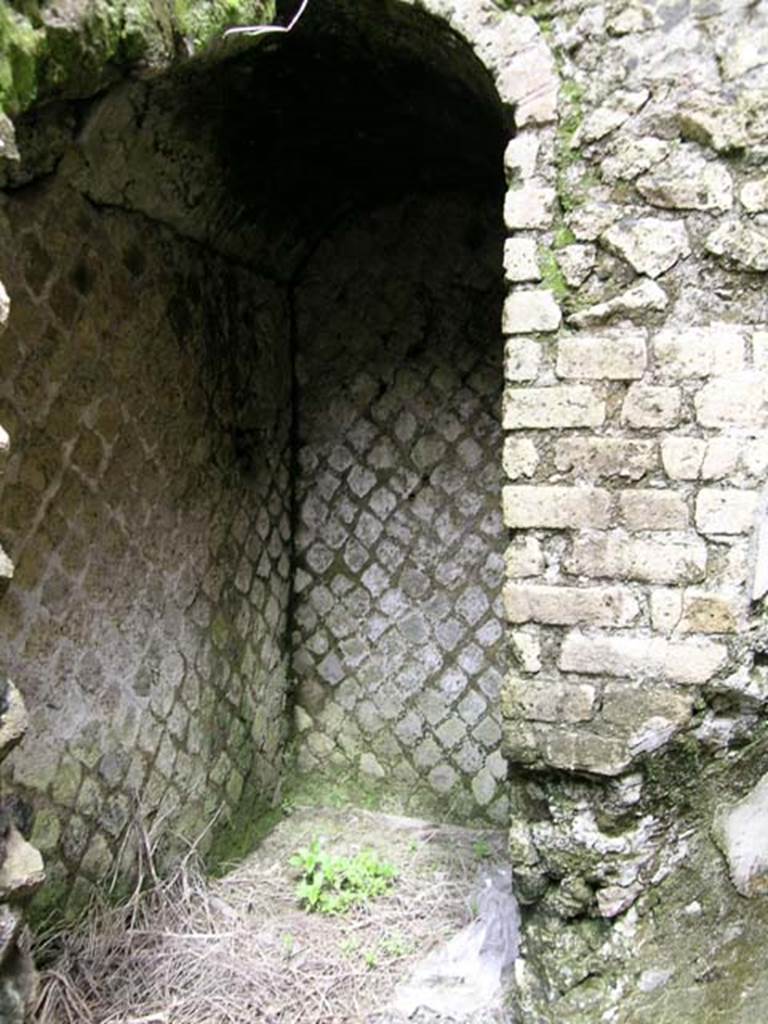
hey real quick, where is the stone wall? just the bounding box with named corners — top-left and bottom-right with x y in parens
top-left (0, 177), bottom-right (293, 906)
top-left (292, 193), bottom-right (508, 821)
top-left (495, 1), bottom-right (768, 1020)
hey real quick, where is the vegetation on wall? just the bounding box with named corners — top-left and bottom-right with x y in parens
top-left (0, 0), bottom-right (274, 117)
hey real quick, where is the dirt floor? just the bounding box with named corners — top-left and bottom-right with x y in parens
top-left (35, 805), bottom-right (510, 1024)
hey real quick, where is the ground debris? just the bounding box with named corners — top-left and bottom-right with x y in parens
top-left (34, 807), bottom-right (509, 1024)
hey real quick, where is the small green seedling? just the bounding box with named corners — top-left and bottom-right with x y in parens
top-left (290, 838), bottom-right (397, 914)
top-left (380, 932), bottom-right (413, 958)
top-left (473, 838), bottom-right (492, 860)
top-left (339, 936), bottom-right (360, 957)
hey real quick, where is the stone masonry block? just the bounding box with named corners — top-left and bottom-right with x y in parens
top-left (554, 438), bottom-right (656, 481)
top-left (505, 537), bottom-right (544, 577)
top-left (503, 674), bottom-right (596, 724)
top-left (504, 238), bottom-right (542, 282)
top-left (622, 384), bottom-right (681, 428)
top-left (653, 324), bottom-right (746, 379)
top-left (695, 489), bottom-right (759, 535)
top-left (503, 289), bottom-right (562, 334)
top-left (619, 489), bottom-right (689, 530)
top-left (661, 437), bottom-right (706, 480)
top-left (695, 372), bottom-right (768, 428)
top-left (559, 630), bottom-right (728, 684)
top-left (498, 42), bottom-right (558, 126)
top-left (505, 337), bottom-right (541, 381)
top-left (754, 330), bottom-right (768, 370)
top-left (503, 386), bottom-right (605, 429)
top-left (503, 485), bottom-right (612, 530)
top-left (511, 628), bottom-right (541, 672)
top-left (600, 684), bottom-right (693, 737)
top-left (0, 278), bottom-right (9, 330)
top-left (678, 590), bottom-right (743, 634)
top-left (556, 328), bottom-right (647, 380)
top-left (0, 424), bottom-right (9, 467)
top-left (504, 134), bottom-right (540, 181)
top-left (650, 589), bottom-right (683, 634)
top-left (601, 217), bottom-right (690, 278)
top-left (566, 532), bottom-right (707, 584)
top-left (702, 438), bottom-right (768, 481)
top-left (503, 582), bottom-right (639, 626)
top-left (504, 185), bottom-right (556, 229)
top-left (503, 437), bottom-right (539, 479)
top-left (542, 728), bottom-right (631, 777)
top-left (0, 544), bottom-right (13, 580)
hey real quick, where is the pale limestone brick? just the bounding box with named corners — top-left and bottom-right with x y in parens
top-left (504, 336), bottom-right (541, 381)
top-left (542, 729), bottom-right (630, 776)
top-left (710, 541), bottom-right (750, 589)
top-left (559, 631), bottom-right (728, 684)
top-left (695, 371), bottom-right (768, 428)
top-left (740, 178), bottom-right (768, 212)
top-left (503, 485), bottom-right (612, 529)
top-left (498, 44), bottom-right (558, 126)
top-left (0, 424), bottom-right (9, 467)
top-left (753, 330), bottom-right (768, 370)
top-left (504, 185), bottom-right (556, 229)
top-left (653, 324), bottom-right (746, 379)
top-left (503, 582), bottom-right (639, 626)
top-left (566, 532), bottom-right (707, 584)
top-left (504, 674), bottom-right (596, 724)
top-left (556, 329), bottom-right (647, 381)
top-left (554, 438), bottom-right (656, 481)
top-left (661, 437), bottom-right (706, 480)
top-left (650, 588), bottom-right (683, 634)
top-left (674, 437), bottom-right (768, 480)
top-left (602, 217), bottom-right (690, 278)
top-left (0, 544), bottom-right (14, 580)
top-left (700, 439), bottom-right (740, 479)
top-left (602, 685), bottom-right (693, 757)
top-left (743, 439), bottom-right (768, 477)
top-left (511, 628), bottom-right (542, 672)
top-left (618, 489), bottom-right (689, 530)
top-left (504, 238), bottom-right (541, 283)
top-left (504, 133), bottom-right (540, 181)
top-left (503, 289), bottom-right (562, 334)
top-left (503, 386), bottom-right (605, 429)
top-left (678, 590), bottom-right (743, 634)
top-left (695, 488), bottom-right (759, 535)
top-left (503, 437), bottom-right (539, 479)
top-left (622, 385), bottom-right (681, 428)
top-left (505, 536), bottom-right (544, 578)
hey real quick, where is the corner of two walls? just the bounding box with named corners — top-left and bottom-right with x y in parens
top-left (1, 3), bottom-right (767, 990)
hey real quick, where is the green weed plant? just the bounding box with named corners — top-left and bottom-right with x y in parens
top-left (290, 838), bottom-right (397, 914)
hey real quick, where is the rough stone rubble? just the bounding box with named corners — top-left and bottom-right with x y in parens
top-left (0, 291), bottom-right (44, 1022)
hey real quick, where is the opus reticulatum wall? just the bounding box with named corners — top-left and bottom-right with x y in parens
top-left (1, 0), bottom-right (768, 1019)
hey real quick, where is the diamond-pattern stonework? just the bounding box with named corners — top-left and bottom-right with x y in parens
top-left (0, 180), bottom-right (293, 896)
top-left (292, 194), bottom-right (508, 823)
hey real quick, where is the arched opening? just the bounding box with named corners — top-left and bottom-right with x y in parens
top-left (0, 0), bottom-right (508, 906)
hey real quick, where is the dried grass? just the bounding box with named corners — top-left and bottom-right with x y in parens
top-left (34, 806), bottom-right (505, 1024)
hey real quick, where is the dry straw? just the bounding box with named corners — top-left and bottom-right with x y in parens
top-left (35, 807), bottom-right (503, 1024)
